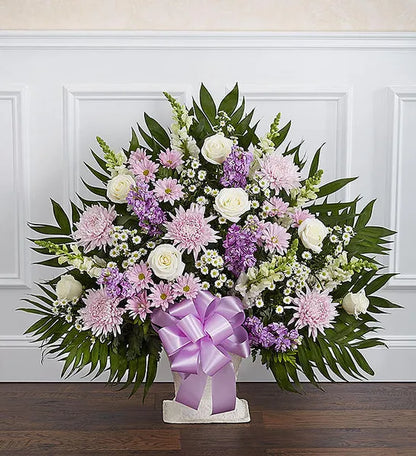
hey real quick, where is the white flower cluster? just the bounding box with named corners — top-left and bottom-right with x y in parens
top-left (109, 226), bottom-right (149, 269)
top-left (179, 157), bottom-right (206, 193)
top-left (195, 249), bottom-right (233, 290)
top-left (328, 225), bottom-right (355, 254)
top-left (213, 110), bottom-right (235, 136)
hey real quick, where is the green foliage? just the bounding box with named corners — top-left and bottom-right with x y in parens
top-left (23, 82), bottom-right (400, 399)
top-left (189, 83), bottom-right (258, 149)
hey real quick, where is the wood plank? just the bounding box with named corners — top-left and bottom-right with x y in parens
top-left (0, 430), bottom-right (181, 451)
top-left (263, 410), bottom-right (416, 429)
top-left (266, 449), bottom-right (399, 456)
top-left (0, 383), bottom-right (415, 455)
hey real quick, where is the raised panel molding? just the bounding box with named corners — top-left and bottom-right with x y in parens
top-left (63, 84), bottom-right (191, 202)
top-left (0, 87), bottom-right (30, 289)
top-left (238, 86), bottom-right (353, 200)
top-left (0, 32), bottom-right (416, 50)
top-left (388, 87), bottom-right (416, 288)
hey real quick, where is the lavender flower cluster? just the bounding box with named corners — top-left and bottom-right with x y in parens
top-left (223, 224), bottom-right (259, 276)
top-left (244, 316), bottom-right (301, 353)
top-left (97, 267), bottom-right (133, 299)
top-left (220, 145), bottom-right (253, 188)
top-left (126, 182), bottom-right (166, 236)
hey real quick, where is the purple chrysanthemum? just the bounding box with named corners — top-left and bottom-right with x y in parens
top-left (220, 145), bottom-right (253, 188)
top-left (223, 224), bottom-right (258, 276)
top-left (126, 182), bottom-right (166, 236)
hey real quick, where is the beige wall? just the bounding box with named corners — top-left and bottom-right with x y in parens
top-left (0, 0), bottom-right (415, 31)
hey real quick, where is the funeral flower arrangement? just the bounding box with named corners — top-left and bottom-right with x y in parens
top-left (23, 84), bottom-right (399, 402)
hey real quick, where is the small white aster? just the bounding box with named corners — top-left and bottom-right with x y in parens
top-left (132, 235), bottom-right (142, 245)
top-left (283, 296), bottom-right (292, 305)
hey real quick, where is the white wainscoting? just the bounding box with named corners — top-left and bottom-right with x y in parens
top-left (0, 32), bottom-right (415, 382)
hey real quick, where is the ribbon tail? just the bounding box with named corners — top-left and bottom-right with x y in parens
top-left (175, 371), bottom-right (207, 411)
top-left (211, 362), bottom-right (236, 414)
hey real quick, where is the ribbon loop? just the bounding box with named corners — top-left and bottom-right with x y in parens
top-left (152, 291), bottom-right (250, 414)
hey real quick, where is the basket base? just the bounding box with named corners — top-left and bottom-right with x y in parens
top-left (162, 397), bottom-right (251, 424)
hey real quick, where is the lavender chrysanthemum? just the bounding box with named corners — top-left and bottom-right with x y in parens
top-left (79, 288), bottom-right (124, 337)
top-left (165, 204), bottom-right (219, 259)
top-left (73, 204), bottom-right (117, 253)
top-left (220, 145), bottom-right (253, 188)
top-left (223, 224), bottom-right (258, 276)
top-left (289, 286), bottom-right (338, 340)
top-left (258, 151), bottom-right (301, 193)
top-left (126, 182), bottom-right (166, 236)
top-left (244, 316), bottom-right (300, 353)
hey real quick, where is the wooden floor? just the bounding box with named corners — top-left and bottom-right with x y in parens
top-left (0, 383), bottom-right (415, 456)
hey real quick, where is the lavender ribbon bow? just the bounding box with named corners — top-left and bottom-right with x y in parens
top-left (151, 291), bottom-right (250, 414)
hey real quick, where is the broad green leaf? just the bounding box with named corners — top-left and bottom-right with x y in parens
top-left (317, 177), bottom-right (357, 198)
top-left (29, 223), bottom-right (64, 236)
top-left (355, 200), bottom-right (376, 230)
top-left (85, 162), bottom-right (109, 184)
top-left (199, 83), bottom-right (216, 124)
top-left (273, 121), bottom-right (291, 148)
top-left (308, 144), bottom-right (324, 177)
top-left (129, 127), bottom-right (140, 152)
top-left (230, 97), bottom-right (245, 125)
top-left (218, 83), bottom-right (239, 115)
top-left (365, 273), bottom-right (397, 295)
top-left (81, 179), bottom-right (107, 198)
top-left (51, 199), bottom-right (71, 234)
top-left (144, 113), bottom-right (170, 149)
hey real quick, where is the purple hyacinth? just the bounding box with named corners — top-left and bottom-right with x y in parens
top-left (220, 145), bottom-right (253, 188)
top-left (244, 316), bottom-right (300, 353)
top-left (223, 224), bottom-right (258, 276)
top-left (98, 267), bottom-right (133, 299)
top-left (126, 182), bottom-right (166, 236)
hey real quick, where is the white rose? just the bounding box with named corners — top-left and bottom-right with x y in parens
top-left (342, 291), bottom-right (369, 317)
top-left (106, 173), bottom-right (136, 203)
top-left (201, 133), bottom-right (233, 164)
top-left (298, 218), bottom-right (328, 253)
top-left (147, 244), bottom-right (185, 281)
top-left (214, 188), bottom-right (251, 222)
top-left (56, 275), bottom-right (83, 301)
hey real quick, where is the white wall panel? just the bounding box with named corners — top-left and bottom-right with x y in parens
top-left (0, 87), bottom-right (30, 289)
top-left (388, 88), bottom-right (416, 288)
top-left (0, 32), bottom-right (415, 382)
top-left (63, 85), bottom-right (191, 202)
top-left (240, 87), bottom-right (352, 199)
